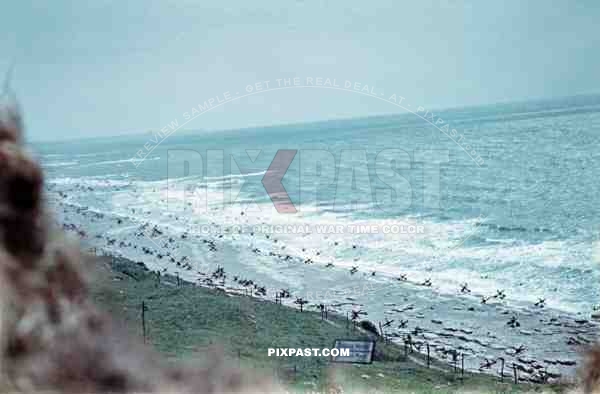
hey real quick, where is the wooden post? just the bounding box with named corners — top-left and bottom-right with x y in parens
top-left (325, 306), bottom-right (328, 320)
top-left (500, 358), bottom-right (505, 382)
top-left (461, 353), bottom-right (464, 377)
top-left (513, 364), bottom-right (518, 384)
top-left (453, 352), bottom-right (457, 373)
top-left (346, 312), bottom-right (349, 329)
top-left (141, 301), bottom-right (147, 344)
top-left (426, 343), bottom-right (430, 368)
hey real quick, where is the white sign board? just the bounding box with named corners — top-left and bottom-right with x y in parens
top-left (332, 339), bottom-right (375, 364)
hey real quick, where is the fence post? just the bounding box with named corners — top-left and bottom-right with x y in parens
top-left (513, 364), bottom-right (518, 384)
top-left (426, 343), bottom-right (430, 368)
top-left (500, 358), bottom-right (505, 382)
top-left (461, 353), bottom-right (464, 377)
top-left (453, 352), bottom-right (457, 374)
top-left (141, 301), bottom-right (147, 344)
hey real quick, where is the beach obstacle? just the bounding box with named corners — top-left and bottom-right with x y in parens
top-left (379, 319), bottom-right (393, 343)
top-left (350, 310), bottom-right (362, 329)
top-left (294, 297), bottom-right (308, 312)
top-left (318, 304), bottom-right (325, 320)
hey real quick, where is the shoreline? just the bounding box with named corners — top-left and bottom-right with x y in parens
top-left (93, 247), bottom-right (573, 385)
top-left (49, 184), bottom-right (595, 385)
top-left (90, 251), bottom-right (570, 393)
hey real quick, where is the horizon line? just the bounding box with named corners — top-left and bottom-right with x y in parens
top-left (28, 91), bottom-right (600, 145)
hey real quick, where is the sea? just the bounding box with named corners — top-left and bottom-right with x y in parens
top-left (34, 94), bottom-right (600, 379)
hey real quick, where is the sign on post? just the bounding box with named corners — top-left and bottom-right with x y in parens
top-left (331, 339), bottom-right (375, 364)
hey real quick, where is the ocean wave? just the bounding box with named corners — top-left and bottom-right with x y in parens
top-left (480, 222), bottom-right (552, 234)
top-left (47, 176), bottom-right (132, 188)
top-left (79, 157), bottom-right (160, 167)
top-left (43, 161), bottom-right (79, 168)
top-left (47, 169), bottom-right (598, 315)
top-left (205, 170), bottom-right (267, 181)
top-left (74, 152), bottom-right (116, 158)
top-left (484, 237), bottom-right (517, 244)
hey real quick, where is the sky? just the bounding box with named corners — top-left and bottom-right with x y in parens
top-left (1, 0), bottom-right (599, 141)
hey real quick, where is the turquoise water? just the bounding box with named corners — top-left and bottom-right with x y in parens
top-left (35, 95), bottom-right (600, 375)
top-left (37, 94), bottom-right (600, 311)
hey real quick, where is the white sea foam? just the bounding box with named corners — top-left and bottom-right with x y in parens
top-left (47, 172), bottom-right (597, 315)
top-left (79, 156), bottom-right (161, 167)
top-left (43, 161), bottom-right (79, 168)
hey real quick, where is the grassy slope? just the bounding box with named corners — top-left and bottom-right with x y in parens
top-left (89, 256), bottom-right (568, 393)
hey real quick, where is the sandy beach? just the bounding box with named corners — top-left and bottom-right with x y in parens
top-left (49, 179), bottom-right (598, 385)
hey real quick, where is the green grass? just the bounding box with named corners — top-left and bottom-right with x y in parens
top-left (89, 256), bottom-right (570, 393)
